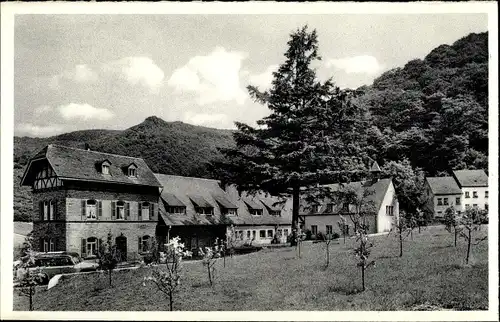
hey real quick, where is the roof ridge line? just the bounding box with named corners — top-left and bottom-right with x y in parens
top-left (154, 173), bottom-right (221, 183)
top-left (49, 144), bottom-right (145, 160)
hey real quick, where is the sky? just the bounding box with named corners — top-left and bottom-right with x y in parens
top-left (13, 13), bottom-right (488, 137)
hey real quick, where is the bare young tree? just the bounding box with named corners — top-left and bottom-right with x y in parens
top-left (199, 238), bottom-right (223, 286)
top-left (97, 231), bottom-right (121, 287)
top-left (458, 207), bottom-right (488, 264)
top-left (444, 206), bottom-right (461, 247)
top-left (392, 210), bottom-right (414, 257)
top-left (337, 215), bottom-right (349, 244)
top-left (144, 236), bottom-right (192, 311)
top-left (16, 233), bottom-right (45, 311)
top-left (320, 231), bottom-right (339, 268)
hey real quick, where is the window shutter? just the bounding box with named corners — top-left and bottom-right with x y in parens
top-left (111, 201), bottom-right (116, 220)
top-left (149, 203), bottom-right (154, 220)
top-left (97, 201), bottom-right (102, 219)
top-left (81, 239), bottom-right (86, 258)
top-left (81, 200), bottom-right (86, 220)
top-left (138, 203), bottom-right (142, 221)
top-left (39, 201), bottom-right (43, 221)
top-left (54, 200), bottom-right (58, 220)
top-left (138, 237), bottom-right (142, 253)
top-left (125, 202), bottom-right (130, 220)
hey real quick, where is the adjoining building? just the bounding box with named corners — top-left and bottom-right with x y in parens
top-left (20, 144), bottom-right (162, 261)
top-left (155, 174), bottom-right (292, 253)
top-left (452, 170), bottom-right (489, 212)
top-left (299, 163), bottom-right (399, 237)
top-left (425, 176), bottom-right (463, 218)
top-left (424, 169), bottom-right (489, 219)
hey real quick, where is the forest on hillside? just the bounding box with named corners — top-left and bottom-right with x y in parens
top-left (13, 32), bottom-right (488, 221)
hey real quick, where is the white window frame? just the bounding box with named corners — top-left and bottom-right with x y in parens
top-left (128, 167), bottom-right (137, 177)
top-left (437, 198), bottom-right (443, 206)
top-left (386, 206), bottom-right (394, 216)
top-left (473, 191), bottom-right (478, 198)
top-left (49, 200), bottom-right (55, 220)
top-left (140, 235), bottom-right (150, 253)
top-left (284, 229), bottom-right (289, 237)
top-left (43, 239), bottom-right (49, 252)
top-left (225, 208), bottom-right (237, 216)
top-left (49, 239), bottom-right (55, 252)
top-left (43, 201), bottom-right (49, 221)
top-left (311, 225), bottom-right (318, 235)
top-left (465, 191), bottom-right (470, 198)
top-left (456, 197), bottom-right (461, 205)
top-left (326, 203), bottom-right (334, 213)
top-left (141, 202), bottom-right (150, 221)
top-left (86, 237), bottom-right (98, 257)
top-left (116, 201), bottom-right (125, 220)
top-left (485, 191), bottom-right (489, 198)
top-left (443, 198), bottom-right (448, 205)
top-left (267, 230), bottom-right (274, 238)
top-left (326, 225), bottom-right (333, 235)
top-left (102, 164), bottom-right (110, 175)
top-left (259, 230), bottom-right (266, 238)
top-left (86, 199), bottom-right (97, 219)
top-left (315, 205), bottom-right (321, 213)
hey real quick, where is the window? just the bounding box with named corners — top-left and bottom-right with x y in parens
top-left (259, 230), bottom-right (266, 238)
top-left (250, 209), bottom-right (263, 216)
top-left (49, 200), bottom-right (56, 220)
top-left (485, 191), bottom-right (489, 198)
top-left (116, 201), bottom-right (125, 220)
top-left (284, 229), bottom-right (289, 237)
top-left (267, 230), bottom-right (274, 238)
top-left (465, 191), bottom-right (470, 198)
top-left (342, 203), bottom-right (350, 212)
top-left (246, 231), bottom-right (251, 239)
top-left (43, 201), bottom-right (49, 221)
top-left (326, 225), bottom-right (333, 235)
top-left (128, 167), bottom-right (136, 177)
top-left (140, 235), bottom-right (150, 253)
top-left (437, 211), bottom-right (442, 216)
top-left (223, 208), bottom-right (237, 216)
top-left (252, 230), bottom-right (256, 239)
top-left (86, 199), bottom-right (97, 219)
top-left (465, 204), bottom-right (470, 209)
top-left (473, 204), bottom-right (478, 208)
top-left (485, 204), bottom-right (489, 210)
top-left (43, 239), bottom-right (49, 252)
top-left (386, 206), bottom-right (394, 216)
top-left (141, 202), bottom-right (150, 220)
top-left (102, 164), bottom-right (109, 175)
top-left (168, 206), bottom-right (185, 214)
top-left (270, 210), bottom-right (281, 216)
top-left (314, 205), bottom-right (321, 213)
top-left (456, 197), bottom-right (461, 205)
top-left (443, 198), bottom-right (448, 205)
top-left (49, 239), bottom-right (55, 252)
top-left (311, 225), bottom-right (318, 235)
top-left (437, 198), bottom-right (443, 205)
top-left (326, 203), bottom-right (334, 213)
top-left (473, 191), bottom-right (478, 198)
top-left (196, 207), bottom-right (214, 215)
top-left (86, 237), bottom-right (98, 257)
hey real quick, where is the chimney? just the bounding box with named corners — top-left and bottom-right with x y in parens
top-left (370, 161), bottom-right (381, 182)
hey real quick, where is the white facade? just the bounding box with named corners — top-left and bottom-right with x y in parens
top-left (227, 225), bottom-right (291, 246)
top-left (376, 181), bottom-right (399, 233)
top-left (460, 187), bottom-right (489, 212)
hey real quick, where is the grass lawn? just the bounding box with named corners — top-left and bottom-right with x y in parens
top-left (13, 225), bottom-right (488, 311)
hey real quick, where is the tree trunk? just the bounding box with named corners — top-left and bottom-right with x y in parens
top-left (109, 270), bottom-right (112, 287)
top-left (418, 225), bottom-right (421, 234)
top-left (223, 254), bottom-right (226, 268)
top-left (343, 233), bottom-right (346, 244)
top-left (326, 244), bottom-right (330, 267)
top-left (466, 229), bottom-right (472, 264)
top-left (291, 186), bottom-right (300, 246)
top-left (169, 290), bottom-right (173, 311)
top-left (454, 227), bottom-right (458, 247)
top-left (361, 265), bottom-right (365, 292)
top-left (29, 286), bottom-right (33, 311)
top-left (399, 231), bottom-right (403, 257)
top-left (207, 264), bottom-right (212, 286)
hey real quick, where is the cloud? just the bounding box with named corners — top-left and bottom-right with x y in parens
top-left (326, 55), bottom-right (384, 75)
top-left (58, 103), bottom-right (114, 121)
top-left (248, 64), bottom-right (279, 89)
top-left (103, 57), bottom-right (165, 92)
top-left (33, 105), bottom-right (53, 116)
top-left (48, 64), bottom-right (98, 89)
top-left (48, 57), bottom-right (164, 93)
top-left (17, 123), bottom-right (64, 137)
top-left (183, 111), bottom-right (229, 127)
top-left (168, 47), bottom-right (248, 105)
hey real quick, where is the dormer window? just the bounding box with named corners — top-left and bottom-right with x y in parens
top-left (127, 163), bottom-right (138, 177)
top-left (101, 160), bottom-right (111, 175)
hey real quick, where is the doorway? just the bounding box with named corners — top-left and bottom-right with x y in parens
top-left (116, 235), bottom-right (127, 262)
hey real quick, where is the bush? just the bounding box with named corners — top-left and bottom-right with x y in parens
top-left (316, 232), bottom-right (326, 241)
top-left (331, 232), bottom-right (340, 239)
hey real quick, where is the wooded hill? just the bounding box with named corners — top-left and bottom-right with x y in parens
top-left (13, 32), bottom-right (488, 221)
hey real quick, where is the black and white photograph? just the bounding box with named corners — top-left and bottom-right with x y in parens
top-left (1, 2), bottom-right (498, 321)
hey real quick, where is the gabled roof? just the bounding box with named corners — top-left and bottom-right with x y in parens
top-left (189, 195), bottom-right (213, 208)
top-left (370, 161), bottom-right (381, 172)
top-left (21, 145), bottom-right (162, 187)
top-left (300, 178), bottom-right (393, 216)
top-left (155, 174), bottom-right (292, 227)
top-left (452, 170), bottom-right (488, 187)
top-left (426, 177), bottom-right (462, 195)
top-left (243, 198), bottom-right (263, 210)
top-left (161, 192), bottom-right (185, 207)
top-left (213, 194), bottom-right (237, 209)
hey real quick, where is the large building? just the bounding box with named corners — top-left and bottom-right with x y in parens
top-left (424, 169), bottom-right (489, 218)
top-left (20, 145), bottom-right (162, 261)
top-left (299, 164), bottom-right (399, 236)
top-left (155, 174), bottom-right (292, 253)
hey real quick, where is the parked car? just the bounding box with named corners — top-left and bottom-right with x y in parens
top-left (15, 252), bottom-right (99, 284)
